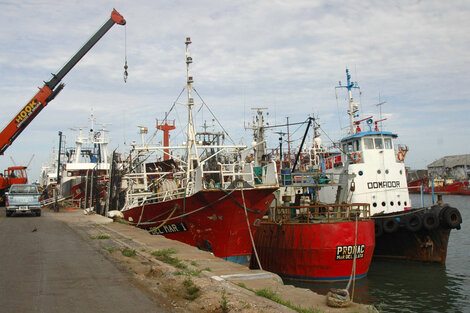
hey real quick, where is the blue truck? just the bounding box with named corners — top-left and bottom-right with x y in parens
top-left (5, 184), bottom-right (42, 217)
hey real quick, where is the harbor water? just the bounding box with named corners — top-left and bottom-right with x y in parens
top-left (287, 194), bottom-right (470, 313)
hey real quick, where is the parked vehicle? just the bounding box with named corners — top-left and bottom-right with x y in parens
top-left (0, 166), bottom-right (28, 205)
top-left (5, 184), bottom-right (42, 217)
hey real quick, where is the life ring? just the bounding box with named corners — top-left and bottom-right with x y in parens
top-left (350, 152), bottom-right (362, 163)
top-left (405, 213), bottom-right (422, 232)
top-left (422, 212), bottom-right (439, 230)
top-left (383, 218), bottom-right (399, 233)
top-left (397, 150), bottom-right (406, 162)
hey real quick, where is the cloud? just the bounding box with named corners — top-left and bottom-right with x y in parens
top-left (0, 0), bottom-right (469, 180)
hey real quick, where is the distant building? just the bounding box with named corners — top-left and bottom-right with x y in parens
top-left (427, 154), bottom-right (470, 179)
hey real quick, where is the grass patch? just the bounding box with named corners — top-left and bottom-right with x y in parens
top-left (102, 246), bottom-right (116, 253)
top-left (151, 248), bottom-right (178, 257)
top-left (255, 288), bottom-right (320, 313)
top-left (116, 219), bottom-right (129, 225)
top-left (121, 248), bottom-right (137, 258)
top-left (186, 269), bottom-right (202, 276)
top-left (140, 248), bottom-right (147, 252)
top-left (239, 300), bottom-right (251, 309)
top-left (183, 278), bottom-right (200, 300)
top-left (203, 267), bottom-right (212, 272)
top-left (237, 282), bottom-right (247, 289)
top-left (90, 234), bottom-right (110, 240)
top-left (151, 249), bottom-right (186, 269)
top-left (191, 261), bottom-right (198, 267)
top-left (220, 289), bottom-right (229, 313)
top-left (173, 269), bottom-right (201, 277)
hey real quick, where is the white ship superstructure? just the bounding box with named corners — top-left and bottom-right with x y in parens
top-left (318, 69), bottom-right (411, 215)
top-left (60, 113), bottom-right (111, 199)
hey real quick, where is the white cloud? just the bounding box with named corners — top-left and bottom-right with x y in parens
top-left (0, 0), bottom-right (469, 180)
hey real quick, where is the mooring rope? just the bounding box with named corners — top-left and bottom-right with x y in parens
top-left (240, 186), bottom-right (263, 270)
top-left (371, 206), bottom-right (429, 219)
top-left (147, 205), bottom-right (178, 233)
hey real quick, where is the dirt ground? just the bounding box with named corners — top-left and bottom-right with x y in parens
top-left (82, 224), bottom-right (301, 313)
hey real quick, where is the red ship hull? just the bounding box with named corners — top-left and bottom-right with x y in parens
top-left (252, 220), bottom-right (375, 282)
top-left (408, 179), bottom-right (470, 195)
top-left (122, 187), bottom-right (277, 263)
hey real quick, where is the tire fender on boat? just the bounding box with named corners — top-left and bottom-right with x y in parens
top-left (404, 213), bottom-right (422, 232)
top-left (423, 212), bottom-right (439, 230)
top-left (383, 218), bottom-right (399, 233)
top-left (442, 207), bottom-right (462, 229)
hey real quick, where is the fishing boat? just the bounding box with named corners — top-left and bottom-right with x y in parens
top-left (120, 38), bottom-right (279, 264)
top-left (39, 148), bottom-right (59, 190)
top-left (408, 177), bottom-right (470, 195)
top-left (248, 109), bottom-right (375, 282)
top-left (60, 113), bottom-right (111, 202)
top-left (318, 69), bottom-right (463, 263)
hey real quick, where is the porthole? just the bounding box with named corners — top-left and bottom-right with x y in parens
top-left (404, 201), bottom-right (407, 206)
top-left (382, 201), bottom-right (386, 207)
top-left (385, 169), bottom-right (389, 174)
top-left (377, 169), bottom-right (382, 174)
top-left (399, 170), bottom-right (403, 175)
top-left (373, 202), bottom-right (377, 207)
top-left (390, 201), bottom-right (394, 206)
top-left (359, 171), bottom-right (363, 176)
top-left (398, 201), bottom-right (401, 206)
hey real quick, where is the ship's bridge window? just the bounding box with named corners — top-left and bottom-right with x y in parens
top-left (344, 140), bottom-right (360, 153)
top-left (364, 138), bottom-right (374, 149)
top-left (374, 138), bottom-right (384, 149)
top-left (384, 138), bottom-right (392, 149)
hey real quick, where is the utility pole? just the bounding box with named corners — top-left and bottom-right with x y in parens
top-left (54, 131), bottom-right (63, 212)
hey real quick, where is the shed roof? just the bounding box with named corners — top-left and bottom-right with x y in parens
top-left (427, 154), bottom-right (470, 168)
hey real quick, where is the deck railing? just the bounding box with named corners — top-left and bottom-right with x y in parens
top-left (270, 203), bottom-right (371, 224)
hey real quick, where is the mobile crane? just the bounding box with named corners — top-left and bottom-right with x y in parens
top-left (0, 9), bottom-right (126, 155)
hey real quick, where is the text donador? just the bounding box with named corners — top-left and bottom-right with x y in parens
top-left (367, 181), bottom-right (400, 189)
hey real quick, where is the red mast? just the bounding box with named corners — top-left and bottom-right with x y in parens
top-left (156, 119), bottom-right (175, 160)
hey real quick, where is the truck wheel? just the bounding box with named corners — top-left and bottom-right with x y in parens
top-left (6, 211), bottom-right (12, 217)
top-left (36, 211), bottom-right (42, 217)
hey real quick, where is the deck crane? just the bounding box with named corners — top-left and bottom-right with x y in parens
top-left (0, 9), bottom-right (126, 155)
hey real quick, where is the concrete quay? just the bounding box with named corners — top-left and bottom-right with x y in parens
top-left (53, 208), bottom-right (379, 313)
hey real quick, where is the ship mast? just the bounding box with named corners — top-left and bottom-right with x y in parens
top-left (184, 37), bottom-right (200, 179)
top-left (245, 108), bottom-right (268, 167)
top-left (336, 68), bottom-right (360, 135)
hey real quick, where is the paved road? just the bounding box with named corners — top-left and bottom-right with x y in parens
top-left (0, 209), bottom-right (167, 313)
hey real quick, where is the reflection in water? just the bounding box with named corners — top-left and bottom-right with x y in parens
top-left (285, 195), bottom-right (470, 313)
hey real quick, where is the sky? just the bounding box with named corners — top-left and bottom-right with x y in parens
top-left (1, 0), bottom-right (469, 181)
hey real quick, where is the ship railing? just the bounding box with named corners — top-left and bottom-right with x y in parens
top-left (278, 171), bottom-right (344, 187)
top-left (270, 203), bottom-right (371, 224)
top-left (125, 183), bottom-right (193, 206)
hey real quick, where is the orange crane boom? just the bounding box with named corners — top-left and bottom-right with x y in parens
top-left (0, 9), bottom-right (126, 155)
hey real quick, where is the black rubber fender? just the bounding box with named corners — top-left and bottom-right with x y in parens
top-left (423, 212), bottom-right (439, 230)
top-left (404, 213), bottom-right (422, 232)
top-left (443, 207), bottom-right (462, 229)
top-left (375, 220), bottom-right (383, 237)
top-left (383, 218), bottom-right (399, 233)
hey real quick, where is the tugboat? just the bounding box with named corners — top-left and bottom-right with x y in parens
top-left (120, 38), bottom-right (279, 264)
top-left (249, 109), bottom-right (375, 282)
top-left (318, 69), bottom-right (462, 263)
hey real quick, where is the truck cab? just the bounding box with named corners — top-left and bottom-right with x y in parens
top-left (5, 184), bottom-right (41, 217)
